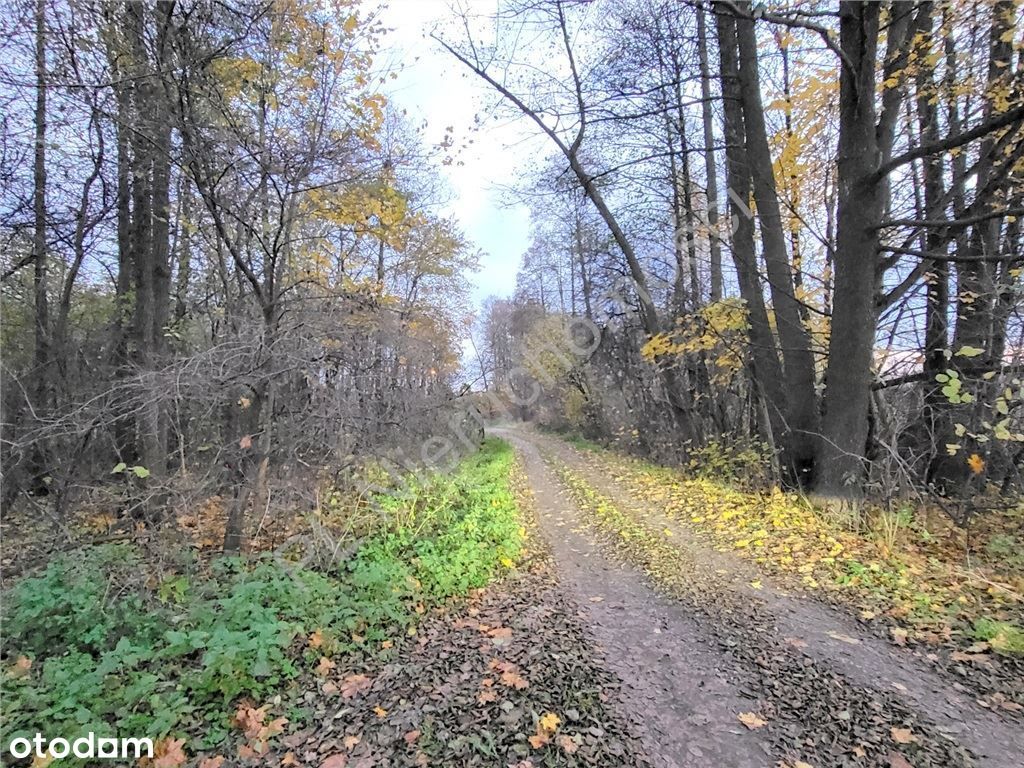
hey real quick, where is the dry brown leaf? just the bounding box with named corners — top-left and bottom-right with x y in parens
top-left (320, 754), bottom-right (348, 768)
top-left (198, 758), bottom-right (225, 768)
top-left (500, 669), bottom-right (529, 689)
top-left (888, 752), bottom-right (914, 768)
top-left (10, 655), bottom-right (32, 678)
top-left (737, 712), bottom-right (767, 730)
top-left (150, 739), bottom-right (188, 768)
top-left (890, 727), bottom-right (916, 745)
top-left (343, 735), bottom-right (361, 750)
top-left (556, 734), bottom-right (579, 754)
top-left (477, 688), bottom-right (498, 704)
top-left (339, 674), bottom-right (372, 699)
top-left (233, 704), bottom-right (269, 740)
top-left (315, 657), bottom-right (337, 677)
top-left (404, 730), bottom-right (421, 745)
top-left (950, 651), bottom-right (988, 663)
top-left (237, 743), bottom-right (259, 760)
top-left (308, 629), bottom-right (324, 649)
top-left (373, 705), bottom-right (388, 718)
top-left (785, 637), bottom-right (808, 649)
top-left (528, 732), bottom-right (549, 749)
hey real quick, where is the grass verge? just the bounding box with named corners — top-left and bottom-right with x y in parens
top-left (0, 439), bottom-right (522, 761)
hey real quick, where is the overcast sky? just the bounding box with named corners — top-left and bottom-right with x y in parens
top-left (374, 0), bottom-right (540, 309)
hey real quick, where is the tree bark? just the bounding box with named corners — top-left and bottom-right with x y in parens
top-left (816, 3), bottom-right (884, 497)
top-left (696, 4), bottom-right (723, 303)
top-left (32, 0), bottom-right (50, 449)
top-left (714, 5), bottom-right (787, 451)
top-left (733, 2), bottom-right (820, 479)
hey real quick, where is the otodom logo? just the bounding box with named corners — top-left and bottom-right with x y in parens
top-left (7, 733), bottom-right (154, 761)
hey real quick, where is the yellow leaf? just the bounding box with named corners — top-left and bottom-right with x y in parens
top-left (538, 712), bottom-right (561, 733)
top-left (967, 453), bottom-right (985, 475)
top-left (373, 705), bottom-right (388, 718)
top-left (737, 711), bottom-right (767, 729)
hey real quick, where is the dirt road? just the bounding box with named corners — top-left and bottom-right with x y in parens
top-left (496, 428), bottom-right (1023, 768)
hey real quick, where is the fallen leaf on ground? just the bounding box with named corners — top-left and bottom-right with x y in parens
top-left (528, 732), bottom-right (549, 749)
top-left (556, 734), bottom-right (579, 754)
top-left (404, 730), bottom-right (421, 745)
top-left (785, 637), bottom-right (808, 649)
top-left (373, 705), bottom-right (388, 718)
top-left (151, 739), bottom-right (187, 768)
top-left (890, 727), bottom-right (916, 744)
top-left (888, 752), bottom-right (914, 768)
top-left (339, 674), bottom-right (372, 698)
top-left (308, 629), bottom-right (324, 648)
top-left (281, 754), bottom-right (299, 767)
top-left (539, 712), bottom-right (561, 733)
top-left (950, 650), bottom-right (989, 663)
top-left (10, 655), bottom-right (32, 678)
top-left (827, 631), bottom-right (860, 645)
top-left (737, 712), bottom-right (767, 729)
top-left (500, 669), bottom-right (529, 689)
top-left (234, 704), bottom-right (269, 739)
top-left (236, 744), bottom-right (257, 760)
top-left (320, 755), bottom-right (348, 768)
top-left (198, 758), bottom-right (225, 768)
top-left (316, 657), bottom-right (336, 676)
top-left (343, 735), bottom-right (361, 750)
top-left (749, 580), bottom-right (763, 590)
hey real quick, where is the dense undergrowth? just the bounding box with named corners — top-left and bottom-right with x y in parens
top-left (559, 435), bottom-right (1024, 656)
top-left (1, 439), bottom-right (522, 760)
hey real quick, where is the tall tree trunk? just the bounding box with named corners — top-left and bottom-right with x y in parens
top-left (916, 2), bottom-right (949, 389)
top-left (733, 2), bottom-right (820, 480)
top-left (32, 0), bottom-right (50, 467)
top-left (696, 4), bottom-right (723, 303)
top-left (952, 0), bottom-right (1014, 370)
top-left (714, 5), bottom-right (787, 454)
top-left (816, 3), bottom-right (885, 498)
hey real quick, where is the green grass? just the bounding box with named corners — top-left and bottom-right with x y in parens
top-left (1, 439), bottom-right (522, 756)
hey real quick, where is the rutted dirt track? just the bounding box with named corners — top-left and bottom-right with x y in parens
top-left (495, 428), bottom-right (1024, 768)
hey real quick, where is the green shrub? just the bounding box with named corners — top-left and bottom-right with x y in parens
top-left (972, 617), bottom-right (1024, 654)
top-left (1, 439), bottom-right (523, 755)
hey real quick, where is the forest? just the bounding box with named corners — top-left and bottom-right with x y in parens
top-left (0, 1), bottom-right (1022, 767)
